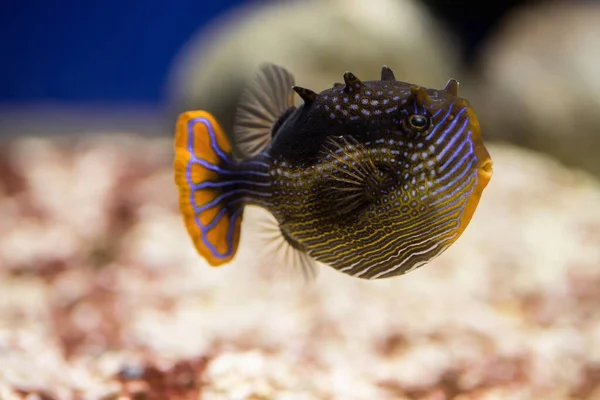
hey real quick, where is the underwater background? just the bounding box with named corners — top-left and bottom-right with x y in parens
top-left (1, 0), bottom-right (600, 398)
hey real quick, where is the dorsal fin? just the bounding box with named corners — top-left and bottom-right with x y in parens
top-left (271, 106), bottom-right (296, 138)
top-left (234, 63), bottom-right (295, 159)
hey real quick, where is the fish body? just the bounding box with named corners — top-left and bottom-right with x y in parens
top-left (174, 64), bottom-right (492, 279)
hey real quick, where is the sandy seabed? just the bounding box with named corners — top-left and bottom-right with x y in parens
top-left (0, 135), bottom-right (599, 400)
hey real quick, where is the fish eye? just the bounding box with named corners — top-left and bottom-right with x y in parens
top-left (408, 114), bottom-right (429, 131)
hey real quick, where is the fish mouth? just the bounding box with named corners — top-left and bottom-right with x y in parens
top-left (479, 158), bottom-right (494, 180)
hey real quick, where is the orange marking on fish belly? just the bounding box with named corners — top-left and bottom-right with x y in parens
top-left (173, 110), bottom-right (243, 267)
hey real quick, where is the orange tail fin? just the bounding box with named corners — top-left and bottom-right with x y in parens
top-left (173, 111), bottom-right (243, 266)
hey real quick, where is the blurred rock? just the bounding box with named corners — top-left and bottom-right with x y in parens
top-left (472, 0), bottom-right (600, 178)
top-left (1, 135), bottom-right (600, 398)
top-left (165, 0), bottom-right (460, 144)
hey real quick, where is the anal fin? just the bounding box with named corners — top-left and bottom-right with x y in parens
top-left (279, 225), bottom-right (319, 282)
top-left (240, 206), bottom-right (319, 284)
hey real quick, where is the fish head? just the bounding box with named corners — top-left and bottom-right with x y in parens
top-left (391, 82), bottom-right (494, 241)
top-left (312, 73), bottom-right (494, 214)
top-left (285, 68), bottom-right (494, 278)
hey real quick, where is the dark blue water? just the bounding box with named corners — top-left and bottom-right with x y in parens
top-left (0, 0), bottom-right (539, 104)
top-left (0, 0), bottom-right (244, 103)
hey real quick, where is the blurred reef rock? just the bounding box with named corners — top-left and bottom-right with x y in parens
top-left (165, 0), bottom-right (460, 139)
top-left (1, 135), bottom-right (600, 398)
top-left (472, 0), bottom-right (600, 178)
top-left (166, 0), bottom-right (600, 180)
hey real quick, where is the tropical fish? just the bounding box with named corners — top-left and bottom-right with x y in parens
top-left (173, 63), bottom-right (493, 280)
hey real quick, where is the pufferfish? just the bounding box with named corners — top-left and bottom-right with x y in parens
top-left (173, 63), bottom-right (493, 280)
